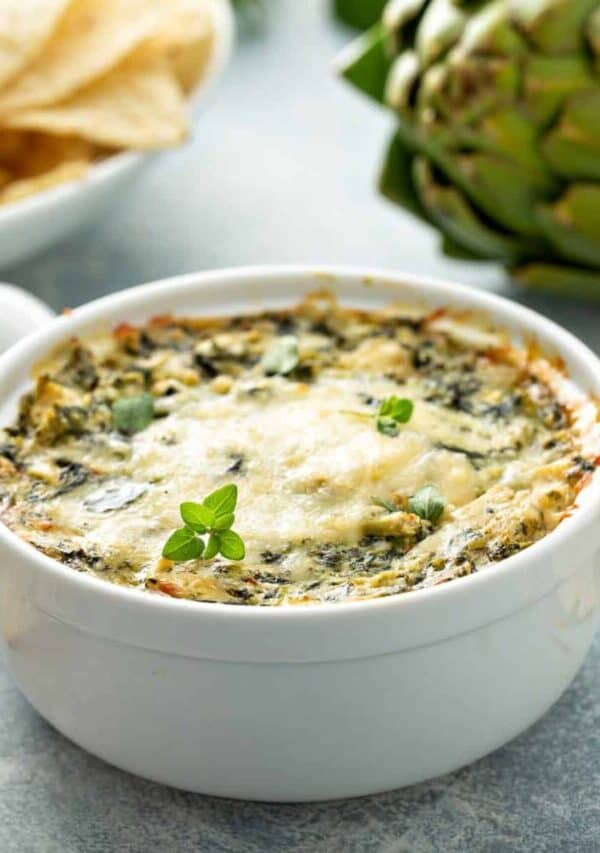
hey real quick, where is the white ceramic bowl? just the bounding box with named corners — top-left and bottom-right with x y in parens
top-left (0, 265), bottom-right (598, 802)
top-left (0, 0), bottom-right (234, 270)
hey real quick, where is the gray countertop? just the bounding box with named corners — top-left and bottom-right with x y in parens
top-left (1, 2), bottom-right (599, 850)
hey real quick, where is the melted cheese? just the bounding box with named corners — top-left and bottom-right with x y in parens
top-left (0, 293), bottom-right (597, 605)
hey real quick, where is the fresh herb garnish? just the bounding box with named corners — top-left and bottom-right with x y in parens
top-left (376, 396), bottom-right (413, 436)
top-left (371, 496), bottom-right (397, 513)
top-left (216, 529), bottom-right (246, 560)
top-left (162, 526), bottom-right (204, 561)
top-left (112, 392), bottom-right (154, 435)
top-left (408, 484), bottom-right (445, 523)
top-left (162, 484), bottom-right (245, 563)
top-left (261, 335), bottom-right (299, 375)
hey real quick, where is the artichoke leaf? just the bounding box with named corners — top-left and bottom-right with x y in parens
top-left (336, 23), bottom-right (392, 103)
top-left (417, 54), bottom-right (520, 126)
top-left (384, 0), bottom-right (428, 31)
top-left (395, 105), bottom-right (557, 237)
top-left (415, 0), bottom-right (468, 67)
top-left (378, 136), bottom-right (531, 263)
top-left (383, 0), bottom-right (429, 53)
top-left (385, 50), bottom-right (420, 112)
top-left (429, 149), bottom-right (553, 236)
top-left (541, 89), bottom-right (600, 180)
top-left (416, 62), bottom-right (451, 120)
top-left (440, 233), bottom-right (493, 261)
top-left (538, 184), bottom-right (600, 269)
top-left (524, 54), bottom-right (596, 124)
top-left (458, 0), bottom-right (528, 58)
top-left (514, 263), bottom-right (600, 299)
top-left (470, 108), bottom-right (551, 179)
top-left (379, 132), bottom-right (429, 220)
top-left (334, 0), bottom-right (388, 30)
top-left (412, 156), bottom-right (536, 263)
top-left (510, 0), bottom-right (599, 55)
top-left (588, 7), bottom-right (600, 60)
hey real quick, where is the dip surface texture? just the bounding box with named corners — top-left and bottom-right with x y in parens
top-left (0, 293), bottom-right (597, 605)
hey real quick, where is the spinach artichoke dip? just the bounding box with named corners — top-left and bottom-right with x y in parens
top-left (0, 292), bottom-right (597, 606)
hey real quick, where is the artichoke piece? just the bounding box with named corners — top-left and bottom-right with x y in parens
top-left (337, 23), bottom-right (392, 103)
top-left (413, 157), bottom-right (536, 263)
top-left (514, 263), bottom-right (600, 299)
top-left (542, 89), bottom-right (600, 180)
top-left (538, 184), bottom-right (600, 268)
top-left (524, 54), bottom-right (596, 124)
top-left (84, 480), bottom-right (148, 513)
top-left (362, 507), bottom-right (426, 538)
top-left (511, 0), bottom-right (599, 55)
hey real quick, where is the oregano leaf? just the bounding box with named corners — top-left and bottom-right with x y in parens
top-left (162, 527), bottom-right (204, 561)
top-left (218, 530), bottom-right (246, 561)
top-left (408, 484), bottom-right (445, 523)
top-left (112, 393), bottom-right (154, 435)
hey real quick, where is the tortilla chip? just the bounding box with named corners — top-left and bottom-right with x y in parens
top-left (0, 130), bottom-right (29, 170)
top-left (0, 0), bottom-right (218, 207)
top-left (0, 159), bottom-right (89, 205)
top-left (16, 135), bottom-right (97, 178)
top-left (0, 167), bottom-right (11, 192)
top-left (0, 0), bottom-right (70, 90)
top-left (0, 130), bottom-right (98, 205)
top-left (0, 130), bottom-right (97, 174)
top-left (151, 0), bottom-right (215, 93)
top-left (7, 52), bottom-right (188, 149)
top-left (0, 0), bottom-right (170, 115)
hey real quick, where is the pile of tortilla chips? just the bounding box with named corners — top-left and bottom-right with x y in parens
top-left (0, 0), bottom-right (216, 206)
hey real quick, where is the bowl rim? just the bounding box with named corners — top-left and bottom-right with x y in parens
top-left (0, 0), bottom-right (234, 227)
top-left (0, 264), bottom-right (599, 660)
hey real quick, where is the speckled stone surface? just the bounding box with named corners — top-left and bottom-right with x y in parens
top-left (0, 638), bottom-right (598, 853)
top-left (1, 2), bottom-right (600, 850)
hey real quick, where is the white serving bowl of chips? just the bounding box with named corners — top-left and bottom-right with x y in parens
top-left (0, 0), bottom-right (233, 269)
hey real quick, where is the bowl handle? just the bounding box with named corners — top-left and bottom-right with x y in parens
top-left (0, 283), bottom-right (55, 353)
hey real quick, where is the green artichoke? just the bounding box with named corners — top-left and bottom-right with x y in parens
top-left (338, 0), bottom-right (600, 298)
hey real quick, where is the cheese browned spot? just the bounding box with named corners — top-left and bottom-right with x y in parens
top-left (0, 292), bottom-right (598, 606)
